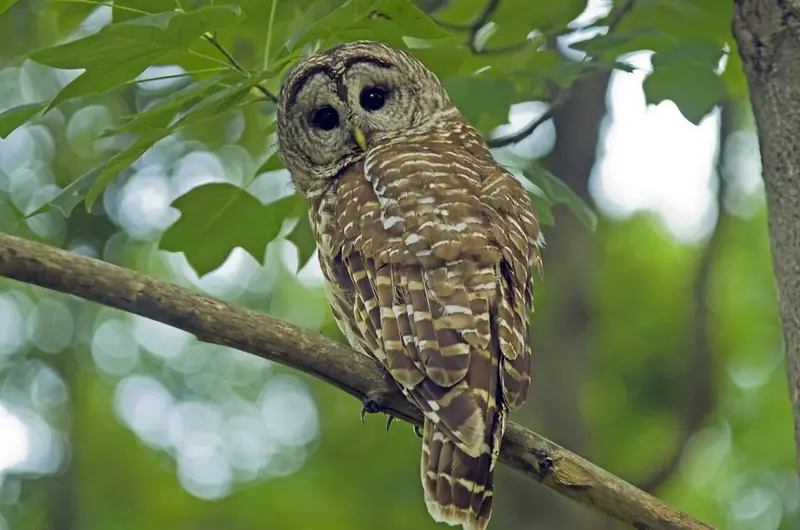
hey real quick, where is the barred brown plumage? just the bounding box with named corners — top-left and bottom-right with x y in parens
top-left (277, 40), bottom-right (542, 530)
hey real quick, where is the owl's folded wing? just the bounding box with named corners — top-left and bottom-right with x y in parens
top-left (328, 137), bottom-right (540, 456)
top-left (341, 250), bottom-right (497, 457)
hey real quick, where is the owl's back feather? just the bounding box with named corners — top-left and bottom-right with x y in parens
top-left (310, 111), bottom-right (541, 530)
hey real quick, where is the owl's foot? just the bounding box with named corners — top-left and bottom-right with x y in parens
top-left (360, 400), bottom-right (397, 432)
top-left (363, 401), bottom-right (421, 438)
top-left (385, 416), bottom-right (423, 438)
top-left (360, 399), bottom-right (382, 423)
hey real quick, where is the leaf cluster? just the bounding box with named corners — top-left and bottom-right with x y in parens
top-left (0, 0), bottom-right (742, 276)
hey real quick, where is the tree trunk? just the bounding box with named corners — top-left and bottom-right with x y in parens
top-left (732, 0), bottom-right (800, 472)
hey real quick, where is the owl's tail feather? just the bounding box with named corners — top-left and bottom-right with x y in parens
top-left (421, 418), bottom-right (497, 530)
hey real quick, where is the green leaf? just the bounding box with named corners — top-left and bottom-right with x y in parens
top-left (112, 0), bottom-right (166, 23)
top-left (288, 0), bottom-right (451, 52)
top-left (443, 75), bottom-right (521, 132)
top-left (364, 0), bottom-right (451, 39)
top-left (0, 102), bottom-right (47, 139)
top-left (85, 127), bottom-right (174, 210)
top-left (160, 184), bottom-right (296, 276)
top-left (651, 43), bottom-right (724, 70)
top-left (484, 0), bottom-right (586, 48)
top-left (523, 165), bottom-right (597, 231)
top-left (285, 201), bottom-right (317, 271)
top-left (256, 134), bottom-right (285, 174)
top-left (32, 7), bottom-right (244, 69)
top-left (571, 27), bottom-right (670, 54)
top-left (87, 75), bottom-right (268, 209)
top-left (600, 0), bottom-right (733, 57)
top-left (104, 73), bottom-right (237, 136)
top-left (257, 153), bottom-right (285, 174)
top-left (25, 163), bottom-right (108, 218)
top-left (528, 192), bottom-right (555, 227)
top-left (44, 50), bottom-right (166, 111)
top-left (172, 77), bottom-right (256, 128)
top-left (0, 0), bottom-right (20, 15)
top-left (643, 62), bottom-right (726, 125)
top-left (287, 0), bottom-right (379, 50)
top-left (430, 0), bottom-right (486, 27)
top-left (28, 6), bottom-right (244, 109)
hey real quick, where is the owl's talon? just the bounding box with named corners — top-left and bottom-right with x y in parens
top-left (385, 415), bottom-right (395, 432)
top-left (360, 399), bottom-right (381, 423)
top-left (413, 425), bottom-right (423, 438)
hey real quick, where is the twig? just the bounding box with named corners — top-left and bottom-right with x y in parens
top-left (487, 93), bottom-right (563, 148)
top-left (123, 68), bottom-right (227, 87)
top-left (433, 0), bottom-right (499, 31)
top-left (0, 233), bottom-right (714, 530)
top-left (432, 0), bottom-right (528, 54)
top-left (263, 0), bottom-right (279, 70)
top-left (203, 33), bottom-right (278, 103)
top-left (485, 0), bottom-right (637, 149)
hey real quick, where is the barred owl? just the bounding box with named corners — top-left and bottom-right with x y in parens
top-left (277, 41), bottom-right (542, 530)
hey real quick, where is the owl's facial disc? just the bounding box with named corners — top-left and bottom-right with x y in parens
top-left (277, 41), bottom-right (451, 194)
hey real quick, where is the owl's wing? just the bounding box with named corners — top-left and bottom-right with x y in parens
top-left (327, 134), bottom-right (541, 457)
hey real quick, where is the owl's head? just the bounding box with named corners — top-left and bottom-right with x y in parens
top-left (276, 40), bottom-right (452, 195)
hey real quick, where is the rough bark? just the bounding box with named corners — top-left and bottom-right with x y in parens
top-left (733, 0), bottom-right (800, 471)
top-left (0, 232), bottom-right (715, 530)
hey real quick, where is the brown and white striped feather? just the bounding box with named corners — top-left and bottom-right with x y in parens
top-left (310, 114), bottom-right (541, 530)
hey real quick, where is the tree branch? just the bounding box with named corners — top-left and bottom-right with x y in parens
top-left (0, 233), bottom-right (713, 530)
top-left (733, 0), bottom-right (800, 472)
top-left (485, 0), bottom-right (636, 149)
top-left (487, 97), bottom-right (560, 149)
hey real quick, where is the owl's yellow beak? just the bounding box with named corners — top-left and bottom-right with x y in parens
top-left (353, 127), bottom-right (368, 151)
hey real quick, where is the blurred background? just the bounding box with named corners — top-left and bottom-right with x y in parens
top-left (0, 0), bottom-right (798, 529)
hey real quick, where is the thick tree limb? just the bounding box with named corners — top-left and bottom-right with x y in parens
top-left (733, 0), bottom-right (800, 472)
top-left (0, 233), bottom-right (712, 530)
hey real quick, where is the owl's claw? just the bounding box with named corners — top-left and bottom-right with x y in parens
top-left (360, 399), bottom-right (381, 423)
top-left (384, 415), bottom-right (423, 437)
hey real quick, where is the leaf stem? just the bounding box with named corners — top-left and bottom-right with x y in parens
top-left (202, 33), bottom-right (279, 103)
top-left (53, 0), bottom-right (149, 15)
top-left (203, 33), bottom-right (248, 75)
top-left (264, 0), bottom-right (279, 70)
top-left (124, 68), bottom-right (227, 86)
top-left (187, 49), bottom-right (235, 69)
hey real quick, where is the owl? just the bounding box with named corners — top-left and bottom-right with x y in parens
top-left (276, 41), bottom-right (542, 530)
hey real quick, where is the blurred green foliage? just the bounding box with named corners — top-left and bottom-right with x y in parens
top-left (0, 1), bottom-right (797, 530)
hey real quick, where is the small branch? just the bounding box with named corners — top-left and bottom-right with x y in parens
top-left (202, 33), bottom-right (278, 103)
top-left (487, 96), bottom-right (560, 149)
top-left (485, 0), bottom-right (636, 149)
top-left (608, 0), bottom-right (636, 33)
top-left (432, 0), bottom-right (528, 54)
top-left (470, 0), bottom-right (500, 32)
top-left (124, 68), bottom-right (227, 87)
top-left (0, 233), bottom-right (714, 530)
top-left (432, 0), bottom-right (499, 32)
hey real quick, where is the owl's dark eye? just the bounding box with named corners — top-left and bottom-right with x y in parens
top-left (359, 86), bottom-right (388, 111)
top-left (310, 106), bottom-right (339, 131)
